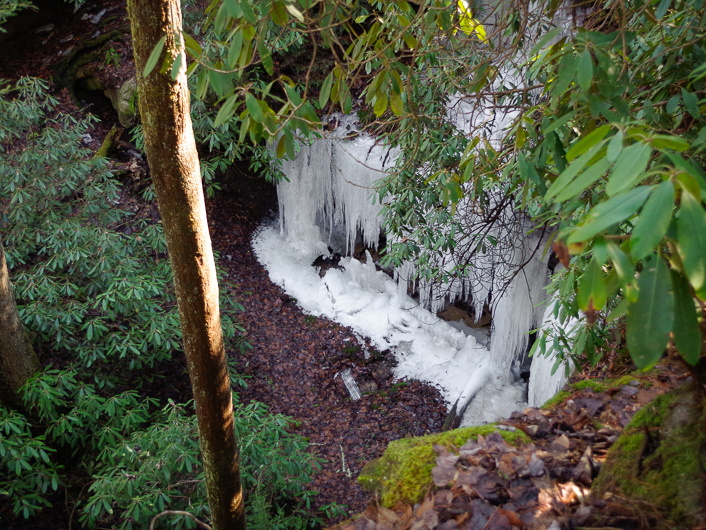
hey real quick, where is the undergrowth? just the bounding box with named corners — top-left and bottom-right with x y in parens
top-left (0, 77), bottom-right (339, 528)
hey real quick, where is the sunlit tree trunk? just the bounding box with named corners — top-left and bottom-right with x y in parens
top-left (126, 1), bottom-right (246, 528)
top-left (0, 241), bottom-right (41, 409)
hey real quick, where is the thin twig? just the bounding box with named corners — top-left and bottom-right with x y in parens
top-left (149, 510), bottom-right (211, 530)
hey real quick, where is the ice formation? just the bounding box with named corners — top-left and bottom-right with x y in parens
top-left (276, 115), bottom-right (396, 255)
top-left (255, 7), bottom-right (584, 422)
top-left (256, 118), bottom-right (558, 425)
top-left (527, 287), bottom-right (578, 407)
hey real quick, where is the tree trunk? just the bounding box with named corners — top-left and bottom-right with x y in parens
top-left (126, 2), bottom-right (246, 528)
top-left (0, 240), bottom-right (41, 409)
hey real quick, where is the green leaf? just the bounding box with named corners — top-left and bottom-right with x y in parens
top-left (554, 156), bottom-right (611, 202)
top-left (403, 32), bottom-right (418, 49)
top-left (257, 40), bottom-right (274, 75)
top-left (143, 35), bottom-right (166, 77)
top-left (182, 32), bottom-right (202, 57)
top-left (566, 124), bottom-right (610, 162)
top-left (577, 48), bottom-right (593, 92)
top-left (283, 83), bottom-right (302, 106)
top-left (681, 88), bottom-right (700, 119)
top-left (518, 152), bottom-right (546, 194)
top-left (553, 52), bottom-right (578, 96)
top-left (271, 1), bottom-right (288, 25)
top-left (373, 92), bottom-right (388, 117)
top-left (651, 134), bottom-right (689, 152)
top-left (227, 30), bottom-right (244, 69)
top-left (213, 93), bottom-right (238, 127)
top-left (606, 130), bottom-right (623, 162)
top-left (169, 52), bottom-right (184, 79)
top-left (195, 67), bottom-right (210, 99)
top-left (607, 241), bottom-right (634, 284)
top-left (690, 59), bottom-right (706, 83)
top-left (529, 27), bottom-right (562, 58)
top-left (670, 270), bottom-right (701, 365)
top-left (605, 141), bottom-right (652, 197)
top-left (390, 91), bottom-right (404, 117)
top-left (318, 71), bottom-right (333, 110)
top-left (209, 68), bottom-right (229, 97)
top-left (275, 134), bottom-right (287, 158)
top-left (655, 0), bottom-right (671, 18)
top-left (626, 258), bottom-right (673, 369)
top-left (545, 140), bottom-right (606, 201)
top-left (239, 0), bottom-right (258, 24)
top-left (285, 3), bottom-right (305, 22)
top-left (630, 180), bottom-right (674, 260)
top-left (245, 93), bottom-right (265, 123)
top-left (577, 256), bottom-right (607, 310)
top-left (339, 80), bottom-right (352, 113)
top-left (677, 191), bottom-right (706, 298)
top-left (667, 152), bottom-right (706, 195)
top-left (666, 94), bottom-right (680, 114)
top-left (224, 0), bottom-right (243, 17)
top-left (568, 186), bottom-right (652, 243)
top-left (543, 109), bottom-right (578, 134)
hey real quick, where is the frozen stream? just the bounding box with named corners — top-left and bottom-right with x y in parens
top-left (252, 123), bottom-right (569, 425)
top-left (251, 3), bottom-right (583, 422)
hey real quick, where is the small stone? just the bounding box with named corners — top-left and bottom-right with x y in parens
top-left (524, 424), bottom-right (539, 436)
top-left (572, 447), bottom-right (595, 485)
top-left (497, 424), bottom-right (517, 432)
top-left (620, 384), bottom-right (639, 396)
top-left (90, 8), bottom-right (107, 24)
top-left (524, 407), bottom-right (542, 421)
top-left (529, 453), bottom-right (546, 476)
top-left (358, 381), bottom-right (378, 394)
top-left (549, 434), bottom-right (571, 454)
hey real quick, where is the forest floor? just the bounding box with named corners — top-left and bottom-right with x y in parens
top-left (0, 1), bottom-right (698, 528)
top-left (204, 167), bottom-right (696, 530)
top-left (206, 172), bottom-right (449, 517)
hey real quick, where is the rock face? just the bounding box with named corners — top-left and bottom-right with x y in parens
top-left (593, 384), bottom-right (706, 528)
top-left (437, 304), bottom-right (492, 329)
top-left (105, 76), bottom-right (137, 127)
top-left (357, 425), bottom-right (529, 508)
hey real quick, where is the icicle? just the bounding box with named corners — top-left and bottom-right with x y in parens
top-left (527, 281), bottom-right (576, 407)
top-left (339, 368), bottom-right (362, 400)
top-left (276, 117), bottom-right (397, 255)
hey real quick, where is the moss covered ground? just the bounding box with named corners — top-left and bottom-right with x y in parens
top-left (592, 384), bottom-right (706, 528)
top-left (357, 424), bottom-right (529, 507)
top-left (541, 373), bottom-right (641, 409)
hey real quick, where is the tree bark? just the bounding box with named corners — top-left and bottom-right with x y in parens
top-left (0, 240), bottom-right (41, 409)
top-left (126, 2), bottom-right (245, 528)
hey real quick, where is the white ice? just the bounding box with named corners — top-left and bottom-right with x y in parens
top-left (252, 6), bottom-right (583, 422)
top-left (253, 223), bottom-right (522, 424)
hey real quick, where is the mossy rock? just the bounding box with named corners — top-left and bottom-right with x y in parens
top-left (592, 384), bottom-right (706, 527)
top-left (541, 373), bottom-right (643, 410)
top-left (105, 76), bottom-right (138, 127)
top-left (358, 424), bottom-right (529, 507)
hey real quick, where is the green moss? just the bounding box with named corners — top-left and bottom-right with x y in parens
top-left (93, 124), bottom-right (120, 160)
top-left (593, 385), bottom-right (706, 527)
top-left (541, 389), bottom-right (572, 409)
top-left (358, 425), bottom-right (529, 507)
top-left (541, 374), bottom-right (644, 409)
